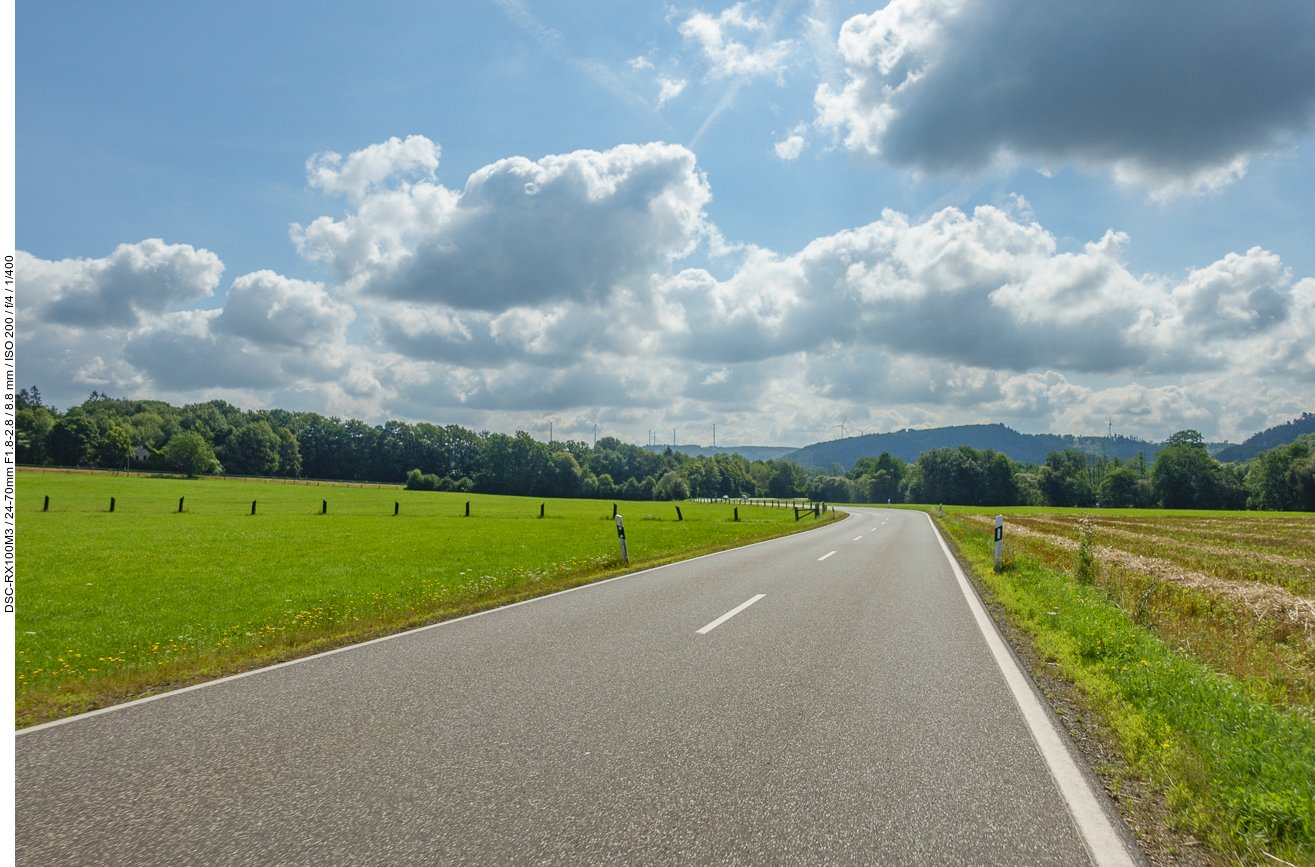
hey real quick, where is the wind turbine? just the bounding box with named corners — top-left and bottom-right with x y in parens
top-left (836, 416), bottom-right (848, 439)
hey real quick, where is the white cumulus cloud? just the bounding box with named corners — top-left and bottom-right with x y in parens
top-left (680, 3), bottom-right (794, 81)
top-left (774, 123), bottom-right (808, 161)
top-left (306, 135), bottom-right (441, 203)
top-left (18, 137), bottom-right (1315, 443)
top-left (20, 239), bottom-right (224, 328)
top-left (296, 141), bottom-right (712, 313)
top-left (656, 76), bottom-right (687, 106)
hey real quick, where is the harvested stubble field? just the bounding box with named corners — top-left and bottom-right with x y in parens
top-left (962, 511), bottom-right (1315, 707)
top-left (16, 470), bottom-right (836, 728)
top-left (936, 506), bottom-right (1315, 865)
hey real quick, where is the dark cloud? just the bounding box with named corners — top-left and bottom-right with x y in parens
top-left (123, 323), bottom-right (287, 391)
top-left (821, 0), bottom-right (1315, 191)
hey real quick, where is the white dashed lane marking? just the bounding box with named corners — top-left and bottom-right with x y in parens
top-left (697, 594), bottom-right (766, 635)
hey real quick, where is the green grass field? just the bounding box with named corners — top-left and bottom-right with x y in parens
top-left (934, 506), bottom-right (1315, 864)
top-left (16, 470), bottom-right (835, 726)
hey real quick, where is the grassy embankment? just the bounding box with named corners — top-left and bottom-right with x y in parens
top-left (931, 505), bottom-right (1315, 865)
top-left (16, 471), bottom-right (837, 728)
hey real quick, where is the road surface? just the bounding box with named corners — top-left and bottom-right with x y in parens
top-left (17, 507), bottom-right (1143, 866)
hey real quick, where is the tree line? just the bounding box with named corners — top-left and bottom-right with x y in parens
top-left (14, 389), bottom-right (802, 501)
top-left (813, 429), bottom-right (1313, 511)
top-left (15, 388), bottom-right (1313, 510)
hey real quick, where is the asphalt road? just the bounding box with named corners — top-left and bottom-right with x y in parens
top-left (17, 507), bottom-right (1144, 866)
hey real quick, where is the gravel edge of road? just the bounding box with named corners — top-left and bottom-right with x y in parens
top-left (935, 524), bottom-right (1228, 867)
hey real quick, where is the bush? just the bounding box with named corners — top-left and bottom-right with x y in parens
top-left (161, 432), bottom-right (221, 476)
top-left (654, 471), bottom-right (690, 501)
top-left (405, 468), bottom-right (443, 491)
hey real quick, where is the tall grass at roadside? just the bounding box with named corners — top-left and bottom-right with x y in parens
top-left (938, 511), bottom-right (1315, 863)
top-left (17, 471), bottom-right (834, 726)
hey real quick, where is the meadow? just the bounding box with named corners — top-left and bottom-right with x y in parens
top-left (16, 470), bottom-right (835, 727)
top-left (933, 505), bottom-right (1315, 865)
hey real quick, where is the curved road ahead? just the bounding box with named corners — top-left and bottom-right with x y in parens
top-left (17, 507), bottom-right (1144, 866)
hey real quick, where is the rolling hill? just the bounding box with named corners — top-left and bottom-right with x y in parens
top-left (1214, 413), bottom-right (1315, 462)
top-left (781, 424), bottom-right (1164, 470)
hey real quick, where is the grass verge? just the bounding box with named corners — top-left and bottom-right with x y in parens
top-left (935, 510), bottom-right (1315, 866)
top-left (17, 471), bottom-right (839, 728)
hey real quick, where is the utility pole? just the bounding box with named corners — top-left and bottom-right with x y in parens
top-left (713, 423), bottom-right (716, 448)
top-left (594, 424), bottom-right (597, 447)
top-left (549, 422), bottom-right (552, 444)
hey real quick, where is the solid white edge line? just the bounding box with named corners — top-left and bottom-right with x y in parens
top-left (818, 551), bottom-right (836, 561)
top-left (18, 514), bottom-right (857, 737)
top-left (696, 594), bottom-right (765, 635)
top-left (925, 513), bottom-right (1137, 867)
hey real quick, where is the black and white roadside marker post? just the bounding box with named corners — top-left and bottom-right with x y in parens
top-left (615, 514), bottom-right (629, 565)
top-left (994, 514), bottom-right (1004, 572)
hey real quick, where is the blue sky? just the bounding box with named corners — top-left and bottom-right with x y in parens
top-left (17, 0), bottom-right (1315, 446)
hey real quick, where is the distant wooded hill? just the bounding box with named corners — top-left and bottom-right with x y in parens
top-left (783, 424), bottom-right (1168, 470)
top-left (1214, 413), bottom-right (1315, 462)
top-left (644, 423), bottom-right (1250, 470)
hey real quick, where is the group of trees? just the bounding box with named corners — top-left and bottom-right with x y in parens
top-left (15, 388), bottom-right (1314, 511)
top-left (783, 429), bottom-right (1310, 512)
top-left (14, 390), bottom-right (805, 501)
top-left (17, 389), bottom-right (300, 478)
